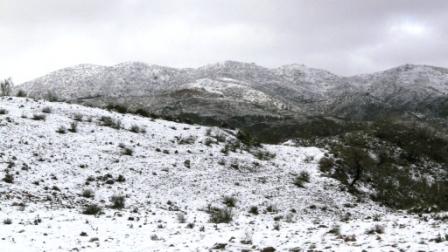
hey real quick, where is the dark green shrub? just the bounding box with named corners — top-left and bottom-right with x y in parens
top-left (32, 114), bottom-right (46, 121)
top-left (68, 122), bottom-right (78, 133)
top-left (81, 189), bottom-right (94, 198)
top-left (42, 107), bottom-right (52, 113)
top-left (2, 173), bottom-right (14, 183)
top-left (249, 206), bottom-right (259, 215)
top-left (82, 204), bottom-right (102, 215)
top-left (110, 195), bottom-right (125, 209)
top-left (293, 171), bottom-right (310, 188)
top-left (16, 90), bottom-right (27, 97)
top-left (56, 126), bottom-right (67, 134)
top-left (99, 116), bottom-right (121, 129)
top-left (319, 157), bottom-right (335, 173)
top-left (208, 207), bottom-right (233, 224)
top-left (222, 196), bottom-right (237, 208)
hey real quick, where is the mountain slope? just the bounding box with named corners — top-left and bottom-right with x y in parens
top-left (16, 61), bottom-right (448, 139)
top-left (1, 97), bottom-right (446, 251)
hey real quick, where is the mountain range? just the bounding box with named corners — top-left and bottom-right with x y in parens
top-left (17, 61), bottom-right (448, 133)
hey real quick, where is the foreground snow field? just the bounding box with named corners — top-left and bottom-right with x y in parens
top-left (0, 97), bottom-right (446, 251)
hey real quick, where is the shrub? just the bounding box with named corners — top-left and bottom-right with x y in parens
top-left (253, 149), bottom-right (276, 160)
top-left (177, 213), bottom-right (186, 223)
top-left (46, 91), bottom-right (58, 102)
top-left (99, 116), bottom-right (121, 129)
top-left (366, 224), bottom-right (385, 235)
top-left (222, 196), bottom-right (237, 208)
top-left (2, 173), bottom-right (14, 183)
top-left (237, 129), bottom-right (260, 147)
top-left (121, 146), bottom-right (133, 156)
top-left (3, 218), bottom-right (12, 225)
top-left (42, 107), bottom-right (52, 113)
top-left (82, 204), bottom-right (102, 215)
top-left (110, 195), bottom-right (125, 209)
top-left (81, 189), bottom-right (94, 198)
top-left (204, 138), bottom-right (214, 146)
top-left (68, 122), bottom-right (78, 133)
top-left (16, 90), bottom-right (27, 97)
top-left (134, 108), bottom-right (150, 117)
top-left (0, 108), bottom-right (8, 115)
top-left (106, 103), bottom-right (128, 114)
top-left (56, 126), bottom-right (67, 134)
top-left (130, 124), bottom-right (145, 133)
top-left (32, 114), bottom-right (46, 121)
top-left (319, 157), bottom-right (335, 173)
top-left (178, 136), bottom-right (196, 144)
top-left (208, 207), bottom-right (233, 224)
top-left (328, 225), bottom-right (341, 235)
top-left (249, 206), bottom-right (259, 215)
top-left (73, 113), bottom-right (83, 122)
top-left (293, 171), bottom-right (310, 188)
top-left (116, 174), bottom-right (126, 182)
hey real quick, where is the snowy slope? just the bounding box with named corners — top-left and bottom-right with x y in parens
top-left (0, 97), bottom-right (446, 251)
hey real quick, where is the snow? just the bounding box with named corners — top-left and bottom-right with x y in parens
top-left (0, 97), bottom-right (447, 251)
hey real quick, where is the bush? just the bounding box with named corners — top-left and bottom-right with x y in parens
top-left (68, 122), bottom-right (78, 133)
top-left (222, 196), bottom-right (237, 208)
top-left (0, 108), bottom-right (8, 115)
top-left (249, 206), bottom-right (259, 215)
top-left (237, 129), bottom-right (260, 147)
top-left (208, 207), bottom-right (233, 224)
top-left (46, 91), bottom-right (59, 102)
top-left (82, 204), bottom-right (102, 215)
top-left (99, 116), bottom-right (121, 129)
top-left (177, 213), bottom-right (186, 223)
top-left (293, 171), bottom-right (310, 188)
top-left (134, 108), bottom-right (150, 117)
top-left (121, 146), bottom-right (133, 156)
top-left (3, 218), bottom-right (12, 225)
top-left (81, 189), bottom-right (94, 198)
top-left (319, 157), bottom-right (335, 173)
top-left (110, 195), bottom-right (125, 209)
top-left (106, 104), bottom-right (128, 114)
top-left (253, 149), bottom-right (276, 160)
top-left (366, 224), bottom-right (385, 235)
top-left (32, 114), bottom-right (46, 121)
top-left (16, 90), bottom-right (27, 97)
top-left (2, 173), bottom-right (14, 183)
top-left (178, 136), bottom-right (196, 145)
top-left (130, 124), bottom-right (145, 133)
top-left (73, 113), bottom-right (83, 121)
top-left (56, 126), bottom-right (67, 134)
top-left (42, 107), bottom-right (52, 113)
top-left (116, 174), bottom-right (126, 182)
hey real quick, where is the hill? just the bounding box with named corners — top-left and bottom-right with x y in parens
top-left (1, 97), bottom-right (446, 251)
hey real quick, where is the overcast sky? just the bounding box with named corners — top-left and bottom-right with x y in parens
top-left (1, 0), bottom-right (448, 83)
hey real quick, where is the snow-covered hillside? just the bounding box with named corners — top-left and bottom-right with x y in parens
top-left (0, 97), bottom-right (446, 251)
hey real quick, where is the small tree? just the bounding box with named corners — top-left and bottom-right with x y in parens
top-left (0, 78), bottom-right (13, 96)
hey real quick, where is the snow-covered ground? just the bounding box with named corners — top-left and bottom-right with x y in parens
top-left (0, 97), bottom-right (446, 251)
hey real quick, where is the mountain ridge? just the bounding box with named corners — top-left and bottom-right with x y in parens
top-left (16, 60), bottom-right (448, 132)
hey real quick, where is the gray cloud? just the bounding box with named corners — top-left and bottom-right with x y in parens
top-left (1, 0), bottom-right (448, 83)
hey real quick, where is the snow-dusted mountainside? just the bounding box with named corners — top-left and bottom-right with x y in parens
top-left (18, 61), bottom-right (448, 121)
top-left (1, 97), bottom-right (446, 251)
top-left (342, 64), bottom-right (448, 117)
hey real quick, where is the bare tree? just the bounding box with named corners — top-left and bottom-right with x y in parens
top-left (0, 78), bottom-right (13, 96)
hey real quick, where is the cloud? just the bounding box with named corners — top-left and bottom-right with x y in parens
top-left (0, 0), bottom-right (447, 82)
